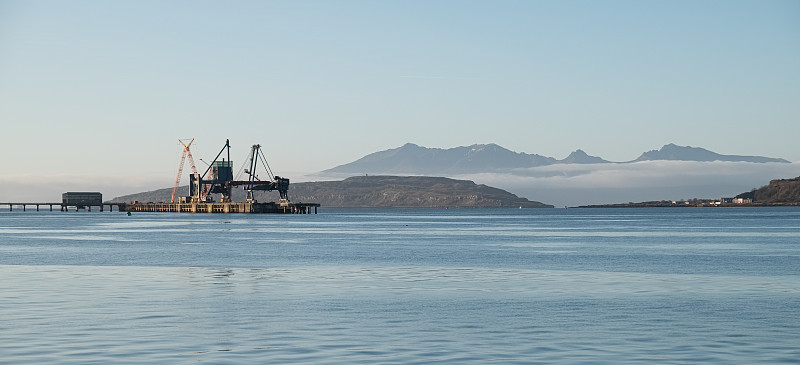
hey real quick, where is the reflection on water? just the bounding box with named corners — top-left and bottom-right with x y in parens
top-left (1, 208), bottom-right (799, 363)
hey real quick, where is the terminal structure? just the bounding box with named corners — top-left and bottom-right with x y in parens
top-left (62, 192), bottom-right (103, 211)
top-left (121, 139), bottom-right (319, 214)
top-left (2, 192), bottom-right (121, 212)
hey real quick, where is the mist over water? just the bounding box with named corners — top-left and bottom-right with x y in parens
top-left (2, 208), bottom-right (799, 363)
top-left (457, 161), bottom-right (800, 206)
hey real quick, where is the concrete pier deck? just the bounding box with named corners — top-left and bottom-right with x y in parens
top-left (120, 201), bottom-right (319, 214)
top-left (1, 203), bottom-right (124, 212)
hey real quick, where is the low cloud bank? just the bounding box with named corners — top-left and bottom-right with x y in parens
top-left (456, 161), bottom-right (800, 207)
top-left (6, 161), bottom-right (799, 207)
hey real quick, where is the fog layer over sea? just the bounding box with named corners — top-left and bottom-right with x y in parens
top-left (1, 208), bottom-right (798, 364)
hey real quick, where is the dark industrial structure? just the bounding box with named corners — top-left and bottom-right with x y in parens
top-left (1, 139), bottom-right (317, 214)
top-left (123, 139), bottom-right (319, 214)
top-left (62, 192), bottom-right (102, 210)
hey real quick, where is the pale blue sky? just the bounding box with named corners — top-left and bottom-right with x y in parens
top-left (1, 0), bottom-right (798, 201)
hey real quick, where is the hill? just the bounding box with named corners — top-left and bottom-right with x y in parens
top-left (107, 176), bottom-right (553, 208)
top-left (752, 177), bottom-right (800, 205)
top-left (285, 176), bottom-right (552, 208)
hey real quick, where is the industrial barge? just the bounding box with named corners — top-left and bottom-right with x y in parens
top-left (122, 139), bottom-right (319, 214)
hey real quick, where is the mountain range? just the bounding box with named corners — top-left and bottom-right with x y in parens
top-left (325, 143), bottom-right (789, 175)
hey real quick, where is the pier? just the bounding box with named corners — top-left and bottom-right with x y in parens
top-left (2, 192), bottom-right (121, 212)
top-left (0, 202), bottom-right (125, 212)
top-left (3, 139), bottom-right (321, 215)
top-left (121, 201), bottom-right (319, 214)
top-left (0, 201), bottom-right (318, 214)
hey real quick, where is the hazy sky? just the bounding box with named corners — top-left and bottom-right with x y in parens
top-left (1, 0), bottom-right (799, 201)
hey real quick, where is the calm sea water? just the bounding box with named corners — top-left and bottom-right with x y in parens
top-left (1, 207), bottom-right (798, 364)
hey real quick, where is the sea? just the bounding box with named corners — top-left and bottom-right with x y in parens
top-left (1, 207), bottom-right (798, 364)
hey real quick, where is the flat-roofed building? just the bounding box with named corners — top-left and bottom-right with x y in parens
top-left (62, 192), bottom-right (102, 208)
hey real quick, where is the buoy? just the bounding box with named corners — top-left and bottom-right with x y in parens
top-left (127, 211), bottom-right (132, 216)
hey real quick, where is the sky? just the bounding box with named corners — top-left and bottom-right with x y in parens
top-left (1, 0), bottom-right (799, 202)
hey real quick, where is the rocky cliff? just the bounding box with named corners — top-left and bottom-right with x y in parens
top-left (752, 177), bottom-right (800, 205)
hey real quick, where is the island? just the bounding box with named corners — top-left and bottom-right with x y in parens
top-left (108, 175), bottom-right (553, 209)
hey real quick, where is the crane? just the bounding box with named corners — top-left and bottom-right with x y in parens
top-left (171, 138), bottom-right (200, 203)
top-left (238, 144), bottom-right (289, 203)
top-left (172, 139), bottom-right (290, 205)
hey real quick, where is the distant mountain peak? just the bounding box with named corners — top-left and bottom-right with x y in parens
top-left (635, 143), bottom-right (789, 163)
top-left (561, 149), bottom-right (608, 164)
top-left (325, 143), bottom-right (556, 174)
top-left (465, 143), bottom-right (513, 155)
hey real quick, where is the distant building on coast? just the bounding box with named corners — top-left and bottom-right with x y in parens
top-left (719, 191), bottom-right (753, 205)
top-left (62, 192), bottom-right (102, 209)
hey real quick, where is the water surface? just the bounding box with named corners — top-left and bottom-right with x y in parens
top-left (1, 208), bottom-right (798, 363)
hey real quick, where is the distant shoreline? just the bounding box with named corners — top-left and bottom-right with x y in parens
top-left (577, 201), bottom-right (800, 208)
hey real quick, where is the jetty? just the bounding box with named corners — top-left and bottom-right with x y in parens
top-left (2, 192), bottom-right (123, 212)
top-left (3, 139), bottom-right (320, 214)
top-left (120, 139), bottom-right (319, 214)
top-left (0, 202), bottom-right (123, 212)
top-left (121, 201), bottom-right (318, 214)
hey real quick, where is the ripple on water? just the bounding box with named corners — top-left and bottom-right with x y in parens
top-left (1, 208), bottom-right (799, 363)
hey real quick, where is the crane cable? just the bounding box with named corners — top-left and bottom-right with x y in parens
top-left (234, 149), bottom-right (251, 180)
top-left (258, 148), bottom-right (276, 181)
